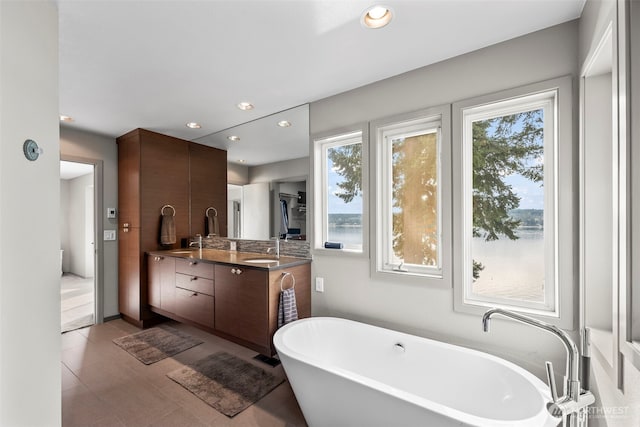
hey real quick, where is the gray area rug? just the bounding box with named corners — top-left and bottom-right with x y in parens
top-left (113, 324), bottom-right (203, 364)
top-left (167, 351), bottom-right (284, 417)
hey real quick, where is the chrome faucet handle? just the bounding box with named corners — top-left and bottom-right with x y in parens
top-left (545, 361), bottom-right (559, 402)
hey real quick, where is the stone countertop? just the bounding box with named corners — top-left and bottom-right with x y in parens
top-left (147, 248), bottom-right (311, 270)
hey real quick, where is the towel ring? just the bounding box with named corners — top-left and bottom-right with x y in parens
top-left (280, 272), bottom-right (296, 291)
top-left (206, 207), bottom-right (218, 217)
top-left (161, 204), bottom-right (176, 216)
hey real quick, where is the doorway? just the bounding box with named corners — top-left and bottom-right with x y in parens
top-left (60, 160), bottom-right (97, 332)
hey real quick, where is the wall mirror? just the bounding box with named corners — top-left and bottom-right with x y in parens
top-left (579, 19), bottom-right (619, 382)
top-left (194, 105), bottom-right (309, 241)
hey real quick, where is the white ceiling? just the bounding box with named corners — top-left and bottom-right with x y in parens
top-left (60, 161), bottom-right (93, 180)
top-left (57, 0), bottom-right (585, 166)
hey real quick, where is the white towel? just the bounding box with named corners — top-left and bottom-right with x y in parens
top-left (277, 288), bottom-right (298, 328)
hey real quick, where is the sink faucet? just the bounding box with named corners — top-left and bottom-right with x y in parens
top-left (482, 308), bottom-right (594, 426)
top-left (189, 234), bottom-right (203, 250)
top-left (267, 237), bottom-right (280, 259)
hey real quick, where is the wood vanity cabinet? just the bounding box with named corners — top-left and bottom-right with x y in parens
top-left (214, 265), bottom-right (269, 350)
top-left (117, 128), bottom-right (226, 327)
top-left (214, 262), bottom-right (311, 355)
top-left (148, 255), bottom-right (176, 312)
top-left (174, 258), bottom-right (215, 329)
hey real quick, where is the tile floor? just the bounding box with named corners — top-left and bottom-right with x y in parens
top-left (62, 319), bottom-right (307, 427)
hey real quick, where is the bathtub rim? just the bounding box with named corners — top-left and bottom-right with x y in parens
top-left (274, 316), bottom-right (558, 427)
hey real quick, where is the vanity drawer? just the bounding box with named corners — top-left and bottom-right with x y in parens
top-left (175, 287), bottom-right (214, 328)
top-left (175, 258), bottom-right (214, 280)
top-left (175, 273), bottom-right (214, 296)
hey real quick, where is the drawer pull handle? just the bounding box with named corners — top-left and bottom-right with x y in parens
top-left (235, 268), bottom-right (242, 275)
top-left (190, 276), bottom-right (197, 281)
top-left (192, 292), bottom-right (198, 297)
top-left (189, 261), bottom-right (198, 266)
top-left (231, 268), bottom-right (237, 274)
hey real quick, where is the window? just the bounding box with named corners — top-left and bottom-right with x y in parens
top-left (372, 106), bottom-right (452, 284)
top-left (313, 130), bottom-right (365, 253)
top-left (449, 76), bottom-right (577, 322)
top-left (462, 93), bottom-right (556, 314)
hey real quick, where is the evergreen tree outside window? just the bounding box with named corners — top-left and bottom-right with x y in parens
top-left (462, 90), bottom-right (557, 313)
top-left (376, 115), bottom-right (444, 277)
top-left (313, 131), bottom-right (364, 252)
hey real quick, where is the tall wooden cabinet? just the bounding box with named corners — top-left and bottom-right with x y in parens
top-left (117, 128), bottom-right (226, 327)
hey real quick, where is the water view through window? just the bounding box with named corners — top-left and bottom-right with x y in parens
top-left (471, 108), bottom-right (546, 303)
top-left (327, 142), bottom-right (363, 250)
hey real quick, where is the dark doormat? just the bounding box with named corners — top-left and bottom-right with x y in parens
top-left (167, 351), bottom-right (284, 417)
top-left (113, 324), bottom-right (203, 365)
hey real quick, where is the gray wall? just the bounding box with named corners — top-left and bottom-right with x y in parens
top-left (309, 21), bottom-right (579, 381)
top-left (60, 126), bottom-right (119, 318)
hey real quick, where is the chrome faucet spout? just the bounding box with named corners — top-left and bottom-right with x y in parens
top-left (267, 237), bottom-right (280, 259)
top-left (482, 308), bottom-right (580, 400)
top-left (189, 234), bottom-right (203, 250)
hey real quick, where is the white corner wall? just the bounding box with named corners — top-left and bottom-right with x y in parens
top-left (578, 0), bottom-right (640, 425)
top-left (309, 21), bottom-right (579, 381)
top-left (0, 1), bottom-right (61, 425)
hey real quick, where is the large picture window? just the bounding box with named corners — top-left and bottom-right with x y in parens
top-left (461, 90), bottom-right (557, 314)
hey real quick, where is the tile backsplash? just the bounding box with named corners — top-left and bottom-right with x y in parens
top-left (199, 236), bottom-right (311, 259)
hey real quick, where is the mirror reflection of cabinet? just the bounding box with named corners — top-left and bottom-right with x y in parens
top-left (580, 20), bottom-right (618, 381)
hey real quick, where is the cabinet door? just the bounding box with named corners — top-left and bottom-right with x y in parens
top-left (214, 266), bottom-right (268, 348)
top-left (140, 130), bottom-right (190, 251)
top-left (148, 255), bottom-right (176, 311)
top-left (148, 255), bottom-right (162, 308)
top-left (118, 226), bottom-right (140, 320)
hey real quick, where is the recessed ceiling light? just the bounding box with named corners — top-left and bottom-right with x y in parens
top-left (238, 159), bottom-right (246, 163)
top-left (186, 122), bottom-right (201, 129)
top-left (227, 135), bottom-right (240, 142)
top-left (277, 120), bottom-right (292, 128)
top-left (237, 102), bottom-right (254, 111)
top-left (60, 115), bottom-right (74, 122)
top-left (361, 5), bottom-right (393, 29)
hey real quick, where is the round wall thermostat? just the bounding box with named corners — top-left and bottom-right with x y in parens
top-left (23, 139), bottom-right (42, 161)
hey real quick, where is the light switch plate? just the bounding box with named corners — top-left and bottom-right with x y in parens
top-left (104, 230), bottom-right (116, 241)
top-left (107, 208), bottom-right (117, 219)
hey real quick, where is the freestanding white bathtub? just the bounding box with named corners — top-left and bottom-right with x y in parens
top-left (273, 317), bottom-right (560, 427)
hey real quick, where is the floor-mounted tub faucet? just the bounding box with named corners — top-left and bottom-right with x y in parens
top-left (482, 308), bottom-right (594, 426)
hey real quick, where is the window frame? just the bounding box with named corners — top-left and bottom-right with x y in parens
top-left (371, 105), bottom-right (452, 287)
top-left (311, 125), bottom-right (368, 257)
top-left (452, 76), bottom-right (575, 330)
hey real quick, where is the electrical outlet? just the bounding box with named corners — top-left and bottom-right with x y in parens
top-left (230, 241), bottom-right (237, 251)
top-left (315, 277), bottom-right (324, 292)
top-left (104, 230), bottom-right (116, 241)
top-left (107, 207), bottom-right (117, 219)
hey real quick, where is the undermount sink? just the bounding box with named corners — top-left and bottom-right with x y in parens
top-left (169, 250), bottom-right (198, 254)
top-left (244, 258), bottom-right (279, 264)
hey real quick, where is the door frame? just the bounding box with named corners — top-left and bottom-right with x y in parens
top-left (61, 154), bottom-right (104, 324)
